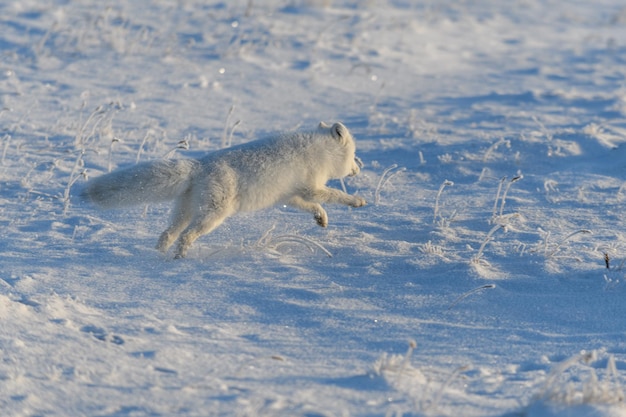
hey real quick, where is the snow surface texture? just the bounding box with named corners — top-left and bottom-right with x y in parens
top-left (2, 0), bottom-right (626, 416)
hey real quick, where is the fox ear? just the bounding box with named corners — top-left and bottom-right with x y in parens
top-left (330, 122), bottom-right (350, 143)
top-left (318, 121), bottom-right (331, 129)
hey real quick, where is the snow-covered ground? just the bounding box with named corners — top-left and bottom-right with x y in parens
top-left (2, 1), bottom-right (626, 416)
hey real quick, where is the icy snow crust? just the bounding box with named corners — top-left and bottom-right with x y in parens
top-left (2, 1), bottom-right (626, 416)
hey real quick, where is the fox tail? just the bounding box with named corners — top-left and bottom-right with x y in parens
top-left (81, 159), bottom-right (198, 209)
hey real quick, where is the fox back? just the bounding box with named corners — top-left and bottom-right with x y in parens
top-left (195, 122), bottom-right (360, 212)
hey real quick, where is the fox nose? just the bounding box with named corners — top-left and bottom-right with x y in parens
top-left (349, 163), bottom-right (360, 177)
top-left (348, 156), bottom-right (363, 176)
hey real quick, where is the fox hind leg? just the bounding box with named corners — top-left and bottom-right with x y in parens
top-left (174, 206), bottom-right (232, 259)
top-left (173, 169), bottom-right (239, 259)
top-left (156, 190), bottom-right (194, 253)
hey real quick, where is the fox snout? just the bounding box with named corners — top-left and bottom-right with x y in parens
top-left (348, 156), bottom-right (363, 177)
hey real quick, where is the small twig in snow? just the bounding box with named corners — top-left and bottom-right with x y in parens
top-left (547, 229), bottom-right (592, 258)
top-left (1, 134), bottom-right (11, 165)
top-left (63, 150), bottom-right (86, 215)
top-left (447, 284), bottom-right (496, 310)
top-left (428, 365), bottom-right (471, 414)
top-left (498, 174), bottom-right (523, 218)
top-left (374, 164), bottom-right (404, 205)
top-left (107, 137), bottom-right (120, 172)
top-left (433, 180), bottom-right (454, 223)
top-left (163, 139), bottom-right (190, 159)
top-left (491, 176), bottom-right (507, 220)
top-left (256, 229), bottom-right (332, 258)
top-left (221, 105), bottom-right (236, 148)
top-left (482, 137), bottom-right (510, 162)
top-left (398, 339), bottom-right (417, 378)
top-left (271, 234), bottom-right (333, 258)
top-left (472, 224), bottom-right (507, 264)
top-left (226, 120), bottom-right (241, 148)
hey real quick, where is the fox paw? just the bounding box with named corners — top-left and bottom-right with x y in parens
top-left (156, 231), bottom-right (178, 253)
top-left (314, 211), bottom-right (328, 227)
top-left (174, 245), bottom-right (187, 259)
top-left (350, 196), bottom-right (367, 207)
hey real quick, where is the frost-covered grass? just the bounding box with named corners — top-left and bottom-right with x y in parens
top-left (3, 1), bottom-right (626, 416)
top-left (527, 351), bottom-right (625, 417)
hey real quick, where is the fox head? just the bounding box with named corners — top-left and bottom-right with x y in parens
top-left (319, 121), bottom-right (362, 178)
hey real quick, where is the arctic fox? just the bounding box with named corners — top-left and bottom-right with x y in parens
top-left (82, 122), bottom-right (366, 258)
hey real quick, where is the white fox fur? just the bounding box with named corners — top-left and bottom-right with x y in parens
top-left (82, 122), bottom-right (366, 258)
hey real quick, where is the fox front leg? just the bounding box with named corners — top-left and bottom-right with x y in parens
top-left (287, 195), bottom-right (328, 227)
top-left (314, 187), bottom-right (366, 208)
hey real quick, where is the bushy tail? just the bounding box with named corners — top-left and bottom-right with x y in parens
top-left (81, 159), bottom-right (198, 209)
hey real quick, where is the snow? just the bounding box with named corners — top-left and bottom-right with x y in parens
top-left (2, 0), bottom-right (626, 416)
